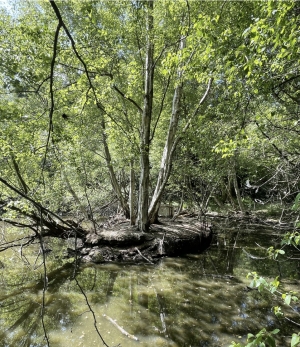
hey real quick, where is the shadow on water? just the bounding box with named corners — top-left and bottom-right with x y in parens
top-left (0, 220), bottom-right (299, 347)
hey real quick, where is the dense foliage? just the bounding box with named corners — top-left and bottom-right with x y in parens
top-left (1, 1), bottom-right (299, 225)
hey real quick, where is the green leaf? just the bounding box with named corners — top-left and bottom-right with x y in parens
top-left (283, 294), bottom-right (291, 305)
top-left (291, 334), bottom-right (300, 347)
top-left (271, 329), bottom-right (279, 335)
top-left (265, 335), bottom-right (276, 347)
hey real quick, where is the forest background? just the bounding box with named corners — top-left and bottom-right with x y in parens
top-left (0, 1), bottom-right (299, 228)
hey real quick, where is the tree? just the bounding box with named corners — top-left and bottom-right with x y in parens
top-left (0, 0), bottom-right (215, 232)
top-left (1, 0), bottom-right (299, 232)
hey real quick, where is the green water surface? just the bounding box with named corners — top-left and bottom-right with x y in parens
top-left (0, 221), bottom-right (299, 347)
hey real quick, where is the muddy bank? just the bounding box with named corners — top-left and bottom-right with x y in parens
top-left (76, 217), bottom-right (212, 264)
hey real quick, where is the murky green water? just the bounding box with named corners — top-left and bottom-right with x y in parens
top-left (0, 220), bottom-right (299, 347)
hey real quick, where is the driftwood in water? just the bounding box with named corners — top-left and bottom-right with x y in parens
top-left (103, 314), bottom-right (139, 341)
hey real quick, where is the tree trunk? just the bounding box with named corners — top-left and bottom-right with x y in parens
top-left (148, 37), bottom-right (185, 221)
top-left (172, 190), bottom-right (184, 221)
top-left (231, 155), bottom-right (245, 214)
top-left (148, 49), bottom-right (213, 222)
top-left (129, 160), bottom-right (136, 226)
top-left (62, 170), bottom-right (88, 218)
top-left (137, 0), bottom-right (154, 232)
top-left (226, 173), bottom-right (236, 208)
top-left (101, 119), bottom-right (130, 218)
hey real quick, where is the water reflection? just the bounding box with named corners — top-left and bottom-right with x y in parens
top-left (0, 223), bottom-right (299, 347)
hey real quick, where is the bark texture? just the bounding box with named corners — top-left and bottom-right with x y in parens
top-left (129, 160), bottom-right (136, 225)
top-left (149, 74), bottom-right (213, 221)
top-left (138, 0), bottom-right (154, 232)
top-left (102, 119), bottom-right (130, 218)
top-left (148, 37), bottom-right (185, 221)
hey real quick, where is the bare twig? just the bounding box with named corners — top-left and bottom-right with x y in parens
top-left (36, 75), bottom-right (51, 93)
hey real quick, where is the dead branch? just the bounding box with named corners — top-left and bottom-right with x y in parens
top-left (0, 235), bottom-right (37, 252)
top-left (103, 314), bottom-right (139, 341)
top-left (135, 247), bottom-right (154, 264)
top-left (0, 177), bottom-right (87, 238)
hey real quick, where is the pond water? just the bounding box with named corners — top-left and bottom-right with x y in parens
top-left (0, 219), bottom-right (299, 347)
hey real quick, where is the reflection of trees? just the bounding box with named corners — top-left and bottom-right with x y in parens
top-left (183, 229), bottom-right (243, 277)
top-left (0, 262), bottom-right (74, 347)
top-left (138, 272), bottom-right (149, 308)
top-left (105, 271), bottom-right (118, 298)
top-left (156, 293), bottom-right (168, 337)
top-left (214, 224), bottom-right (300, 279)
top-left (146, 268), bottom-right (292, 346)
top-left (0, 263), bottom-right (118, 347)
top-left (206, 224), bottom-right (298, 279)
top-left (1, 226), bottom-right (298, 347)
top-left (211, 230), bottom-right (242, 275)
top-left (102, 255), bottom-right (294, 347)
top-left (0, 260), bottom-right (121, 347)
top-left (74, 267), bottom-right (118, 305)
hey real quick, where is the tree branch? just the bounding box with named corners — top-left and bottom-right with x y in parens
top-left (180, 77), bottom-right (213, 135)
top-left (0, 177), bottom-right (85, 236)
top-left (10, 153), bottom-right (29, 194)
top-left (150, 75), bottom-right (171, 142)
top-left (41, 21), bottom-right (61, 182)
top-left (49, 0), bottom-right (106, 112)
top-left (0, 235), bottom-right (37, 252)
top-left (112, 84), bottom-right (143, 114)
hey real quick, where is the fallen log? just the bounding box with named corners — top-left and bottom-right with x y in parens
top-left (1, 183), bottom-right (212, 264)
top-left (80, 218), bottom-right (212, 263)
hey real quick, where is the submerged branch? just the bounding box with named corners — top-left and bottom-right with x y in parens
top-left (135, 247), bottom-right (154, 264)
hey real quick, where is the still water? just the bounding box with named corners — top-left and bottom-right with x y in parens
top-left (0, 220), bottom-right (299, 347)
